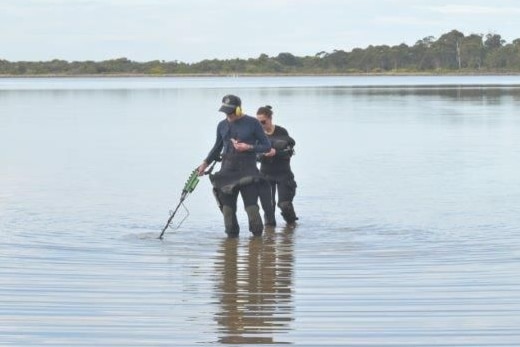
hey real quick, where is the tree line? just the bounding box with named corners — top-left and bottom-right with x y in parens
top-left (1, 30), bottom-right (519, 76)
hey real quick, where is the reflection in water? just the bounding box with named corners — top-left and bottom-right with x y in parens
top-left (350, 85), bottom-right (520, 102)
top-left (214, 229), bottom-right (294, 344)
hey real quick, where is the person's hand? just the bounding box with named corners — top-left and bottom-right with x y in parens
top-left (264, 148), bottom-right (276, 157)
top-left (197, 161), bottom-right (208, 176)
top-left (232, 139), bottom-right (253, 152)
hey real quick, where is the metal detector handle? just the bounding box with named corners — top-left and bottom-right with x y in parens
top-left (183, 169), bottom-right (200, 193)
top-left (203, 160), bottom-right (218, 176)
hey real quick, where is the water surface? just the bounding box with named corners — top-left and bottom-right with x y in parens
top-left (1, 76), bottom-right (520, 346)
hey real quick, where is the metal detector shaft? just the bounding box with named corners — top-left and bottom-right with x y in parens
top-left (159, 193), bottom-right (186, 239)
top-left (158, 162), bottom-right (218, 240)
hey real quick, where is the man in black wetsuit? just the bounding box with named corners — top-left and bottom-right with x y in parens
top-left (256, 105), bottom-right (298, 227)
top-left (197, 95), bottom-right (271, 237)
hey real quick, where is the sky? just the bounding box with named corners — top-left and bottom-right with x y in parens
top-left (1, 0), bottom-right (519, 63)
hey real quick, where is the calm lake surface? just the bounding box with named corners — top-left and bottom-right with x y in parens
top-left (1, 76), bottom-right (520, 346)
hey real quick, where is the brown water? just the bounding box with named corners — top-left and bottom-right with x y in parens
top-left (1, 76), bottom-right (520, 346)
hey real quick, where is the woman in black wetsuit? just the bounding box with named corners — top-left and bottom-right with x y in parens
top-left (256, 105), bottom-right (298, 227)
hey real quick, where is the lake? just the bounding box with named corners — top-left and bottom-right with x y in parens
top-left (1, 76), bottom-right (520, 346)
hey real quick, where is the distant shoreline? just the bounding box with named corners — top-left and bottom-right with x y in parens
top-left (3, 30), bottom-right (519, 77)
top-left (2, 72), bottom-right (520, 78)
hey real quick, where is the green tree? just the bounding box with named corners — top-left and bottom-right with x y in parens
top-left (413, 36), bottom-right (436, 70)
top-left (275, 53), bottom-right (299, 67)
top-left (460, 34), bottom-right (484, 69)
top-left (484, 33), bottom-right (505, 50)
top-left (432, 29), bottom-right (465, 69)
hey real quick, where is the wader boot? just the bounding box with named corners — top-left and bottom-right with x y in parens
top-left (279, 201), bottom-right (298, 225)
top-left (264, 213), bottom-right (276, 227)
top-left (223, 205), bottom-right (239, 237)
top-left (245, 205), bottom-right (263, 237)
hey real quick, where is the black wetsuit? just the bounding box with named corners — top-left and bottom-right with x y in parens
top-left (259, 125), bottom-right (298, 225)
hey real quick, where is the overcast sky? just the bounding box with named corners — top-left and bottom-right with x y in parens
top-left (1, 0), bottom-right (519, 63)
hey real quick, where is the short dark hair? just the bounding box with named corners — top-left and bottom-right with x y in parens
top-left (256, 105), bottom-right (273, 118)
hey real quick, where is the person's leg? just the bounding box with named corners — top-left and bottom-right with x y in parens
top-left (258, 179), bottom-right (276, 227)
top-left (240, 184), bottom-right (264, 236)
top-left (219, 189), bottom-right (240, 237)
top-left (270, 182), bottom-right (277, 223)
top-left (277, 176), bottom-right (298, 225)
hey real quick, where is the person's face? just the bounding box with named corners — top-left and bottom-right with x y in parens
top-left (256, 113), bottom-right (271, 130)
top-left (226, 112), bottom-right (238, 122)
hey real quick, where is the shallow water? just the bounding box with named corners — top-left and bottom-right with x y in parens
top-left (1, 76), bottom-right (520, 346)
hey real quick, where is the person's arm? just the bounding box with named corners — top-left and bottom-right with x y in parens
top-left (270, 127), bottom-right (295, 159)
top-left (278, 126), bottom-right (295, 147)
top-left (197, 127), bottom-right (223, 175)
top-left (250, 119), bottom-right (271, 153)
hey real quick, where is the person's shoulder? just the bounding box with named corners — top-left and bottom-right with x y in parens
top-left (275, 125), bottom-right (289, 135)
top-left (242, 114), bottom-right (262, 126)
top-left (243, 114), bottom-right (257, 122)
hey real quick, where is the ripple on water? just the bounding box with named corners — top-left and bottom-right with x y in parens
top-left (2, 217), bottom-right (520, 345)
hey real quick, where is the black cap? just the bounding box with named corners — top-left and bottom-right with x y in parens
top-left (219, 94), bottom-right (241, 114)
